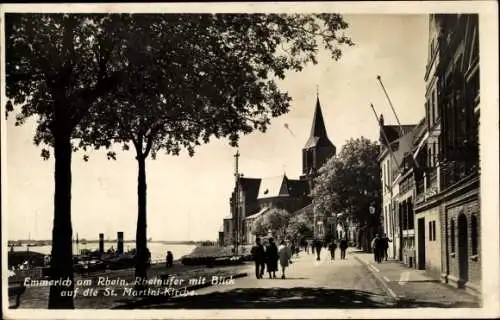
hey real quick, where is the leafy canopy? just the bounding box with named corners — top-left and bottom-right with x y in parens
top-left (6, 13), bottom-right (353, 160)
top-left (312, 137), bottom-right (381, 226)
top-left (252, 208), bottom-right (291, 240)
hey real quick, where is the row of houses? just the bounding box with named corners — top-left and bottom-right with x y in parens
top-left (379, 14), bottom-right (480, 295)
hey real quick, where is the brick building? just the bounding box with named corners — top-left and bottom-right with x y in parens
top-left (378, 15), bottom-right (480, 295)
top-left (410, 14), bottom-right (480, 294)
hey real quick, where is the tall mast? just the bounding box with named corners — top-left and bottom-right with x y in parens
top-left (234, 150), bottom-right (240, 255)
top-left (377, 75), bottom-right (420, 169)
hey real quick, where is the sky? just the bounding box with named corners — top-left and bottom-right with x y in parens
top-left (4, 14), bottom-right (429, 242)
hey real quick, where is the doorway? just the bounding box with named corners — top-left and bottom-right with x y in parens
top-left (458, 214), bottom-right (469, 287)
top-left (417, 218), bottom-right (426, 270)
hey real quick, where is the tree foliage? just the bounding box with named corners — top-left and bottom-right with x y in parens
top-left (286, 212), bottom-right (314, 240)
top-left (5, 13), bottom-right (354, 307)
top-left (252, 208), bottom-right (291, 240)
top-left (312, 137), bottom-right (381, 227)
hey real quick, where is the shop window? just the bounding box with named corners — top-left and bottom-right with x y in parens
top-left (450, 219), bottom-right (456, 253)
top-left (471, 215), bottom-right (478, 255)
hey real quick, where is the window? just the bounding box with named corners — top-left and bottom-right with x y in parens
top-left (428, 220), bottom-right (437, 241)
top-left (432, 221), bottom-right (436, 241)
top-left (433, 88), bottom-right (439, 122)
top-left (471, 215), bottom-right (478, 255)
top-left (450, 219), bottom-right (456, 253)
top-left (408, 202), bottom-right (414, 230)
top-left (429, 221), bottom-right (433, 241)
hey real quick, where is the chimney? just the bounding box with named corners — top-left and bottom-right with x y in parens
top-left (379, 114), bottom-right (385, 126)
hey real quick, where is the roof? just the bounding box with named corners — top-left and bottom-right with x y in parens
top-left (287, 179), bottom-right (310, 198)
top-left (304, 97), bottom-right (334, 149)
top-left (245, 207), bottom-right (270, 220)
top-left (223, 215), bottom-right (233, 220)
top-left (291, 203), bottom-right (314, 215)
top-left (238, 177), bottom-right (261, 200)
top-left (380, 124), bottom-right (417, 145)
top-left (258, 175), bottom-right (289, 199)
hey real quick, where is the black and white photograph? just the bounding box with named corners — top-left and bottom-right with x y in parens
top-left (1, 2), bottom-right (499, 319)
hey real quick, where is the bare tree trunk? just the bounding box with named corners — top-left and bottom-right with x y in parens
top-left (48, 132), bottom-right (75, 309)
top-left (134, 155), bottom-right (148, 288)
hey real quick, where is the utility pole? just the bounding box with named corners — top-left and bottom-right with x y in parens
top-left (377, 75), bottom-right (419, 169)
top-left (234, 150), bottom-right (240, 255)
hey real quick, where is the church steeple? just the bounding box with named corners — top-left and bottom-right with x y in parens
top-left (301, 94), bottom-right (336, 183)
top-left (309, 97), bottom-right (328, 140)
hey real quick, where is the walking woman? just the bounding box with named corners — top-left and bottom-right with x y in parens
top-left (278, 240), bottom-right (292, 279)
top-left (265, 238), bottom-right (279, 279)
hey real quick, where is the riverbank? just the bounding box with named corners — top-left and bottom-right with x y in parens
top-left (11, 259), bottom-right (251, 309)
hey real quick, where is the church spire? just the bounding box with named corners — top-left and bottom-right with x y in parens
top-left (309, 95), bottom-right (328, 140)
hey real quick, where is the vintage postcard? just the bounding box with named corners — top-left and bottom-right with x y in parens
top-left (1, 1), bottom-right (498, 319)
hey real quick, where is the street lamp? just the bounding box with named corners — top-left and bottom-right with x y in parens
top-left (369, 204), bottom-right (376, 215)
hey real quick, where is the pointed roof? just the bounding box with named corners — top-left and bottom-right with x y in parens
top-left (304, 97), bottom-right (334, 149)
top-left (258, 175), bottom-right (289, 199)
top-left (310, 97), bottom-right (327, 138)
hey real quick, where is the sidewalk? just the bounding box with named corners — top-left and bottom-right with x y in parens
top-left (351, 249), bottom-right (481, 308)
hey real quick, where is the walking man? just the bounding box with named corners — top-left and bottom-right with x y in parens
top-left (381, 233), bottom-right (392, 261)
top-left (339, 237), bottom-right (348, 260)
top-left (251, 237), bottom-right (266, 279)
top-left (371, 234), bottom-right (381, 263)
top-left (328, 240), bottom-right (337, 260)
top-left (314, 238), bottom-right (323, 261)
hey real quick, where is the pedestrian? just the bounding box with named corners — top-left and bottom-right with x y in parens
top-left (278, 240), bottom-right (292, 279)
top-left (314, 238), bottom-right (323, 261)
top-left (328, 240), bottom-right (337, 260)
top-left (381, 233), bottom-right (392, 261)
top-left (339, 237), bottom-right (348, 260)
top-left (265, 237), bottom-right (279, 279)
top-left (251, 237), bottom-right (266, 279)
top-left (371, 234), bottom-right (382, 263)
top-left (166, 251), bottom-right (173, 268)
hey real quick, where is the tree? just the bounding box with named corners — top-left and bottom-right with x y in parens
top-left (286, 212), bottom-right (314, 242)
top-left (252, 208), bottom-right (291, 240)
top-left (5, 14), bottom-right (133, 308)
top-left (88, 14), bottom-right (354, 282)
top-left (5, 13), bottom-right (354, 304)
top-left (312, 137), bottom-right (381, 243)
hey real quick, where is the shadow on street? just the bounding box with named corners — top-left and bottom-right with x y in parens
top-left (116, 287), bottom-right (394, 309)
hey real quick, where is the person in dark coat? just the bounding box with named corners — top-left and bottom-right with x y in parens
top-left (166, 251), bottom-right (173, 268)
top-left (381, 233), bottom-right (392, 261)
top-left (339, 237), bottom-right (348, 260)
top-left (265, 237), bottom-right (279, 279)
top-left (314, 238), bottom-right (323, 261)
top-left (328, 240), bottom-right (337, 260)
top-left (251, 237), bottom-right (266, 279)
top-left (371, 234), bottom-right (382, 263)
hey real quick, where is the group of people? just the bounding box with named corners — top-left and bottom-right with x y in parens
top-left (300, 237), bottom-right (349, 261)
top-left (251, 237), bottom-right (293, 279)
top-left (327, 238), bottom-right (349, 260)
top-left (370, 233), bottom-right (391, 263)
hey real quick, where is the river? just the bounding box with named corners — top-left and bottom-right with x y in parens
top-left (11, 242), bottom-right (197, 262)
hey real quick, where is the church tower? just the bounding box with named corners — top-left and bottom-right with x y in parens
top-left (301, 95), bottom-right (336, 190)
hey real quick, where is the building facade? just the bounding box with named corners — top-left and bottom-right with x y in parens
top-left (412, 14), bottom-right (480, 293)
top-left (378, 115), bottom-right (418, 260)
